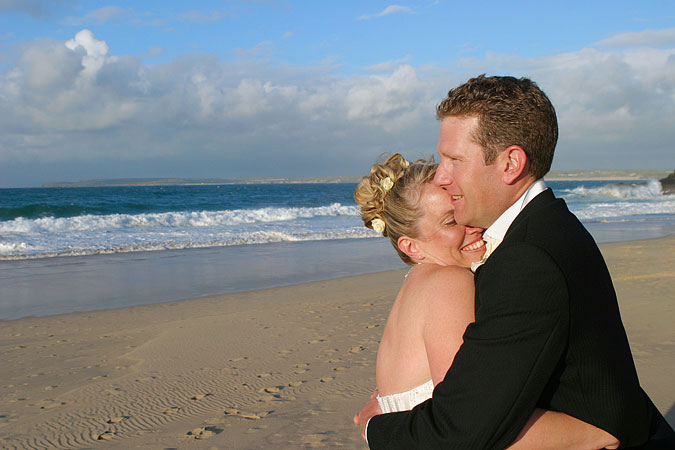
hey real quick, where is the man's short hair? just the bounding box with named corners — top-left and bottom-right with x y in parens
top-left (436, 74), bottom-right (558, 179)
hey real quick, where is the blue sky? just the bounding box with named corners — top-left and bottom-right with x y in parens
top-left (0, 1), bottom-right (674, 187)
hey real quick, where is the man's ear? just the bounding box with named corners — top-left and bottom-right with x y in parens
top-left (398, 236), bottom-right (421, 261)
top-left (501, 145), bottom-right (529, 184)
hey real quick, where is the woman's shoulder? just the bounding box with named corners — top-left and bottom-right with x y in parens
top-left (408, 263), bottom-right (473, 285)
top-left (405, 264), bottom-right (474, 302)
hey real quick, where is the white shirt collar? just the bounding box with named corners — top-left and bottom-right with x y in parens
top-left (483, 179), bottom-right (548, 242)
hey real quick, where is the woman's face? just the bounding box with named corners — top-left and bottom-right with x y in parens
top-left (413, 183), bottom-right (486, 268)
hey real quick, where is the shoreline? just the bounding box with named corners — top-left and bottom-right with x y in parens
top-left (31, 170), bottom-right (674, 188)
top-left (1, 236), bottom-right (673, 449)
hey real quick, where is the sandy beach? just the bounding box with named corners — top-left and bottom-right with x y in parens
top-left (1, 236), bottom-right (673, 449)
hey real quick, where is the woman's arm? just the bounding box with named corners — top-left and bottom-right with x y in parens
top-left (507, 409), bottom-right (619, 450)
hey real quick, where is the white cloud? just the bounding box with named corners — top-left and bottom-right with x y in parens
top-left (357, 5), bottom-right (413, 20)
top-left (1, 28), bottom-right (673, 186)
top-left (233, 41), bottom-right (274, 57)
top-left (180, 10), bottom-right (229, 24)
top-left (595, 28), bottom-right (675, 48)
top-left (456, 43), bottom-right (675, 168)
top-left (62, 5), bottom-right (126, 25)
top-left (65, 29), bottom-right (110, 80)
top-left (364, 56), bottom-right (411, 72)
top-left (0, 0), bottom-right (72, 18)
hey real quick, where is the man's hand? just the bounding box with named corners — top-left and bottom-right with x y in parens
top-left (354, 391), bottom-right (382, 441)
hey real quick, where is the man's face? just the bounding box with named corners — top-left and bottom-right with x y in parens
top-left (433, 116), bottom-right (503, 228)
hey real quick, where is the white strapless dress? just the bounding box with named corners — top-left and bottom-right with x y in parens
top-left (376, 380), bottom-right (434, 413)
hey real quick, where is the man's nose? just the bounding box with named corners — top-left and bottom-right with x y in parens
top-left (433, 167), bottom-right (453, 186)
top-left (465, 226), bottom-right (484, 235)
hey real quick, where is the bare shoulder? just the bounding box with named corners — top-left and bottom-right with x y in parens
top-left (409, 263), bottom-right (473, 288)
top-left (406, 264), bottom-right (475, 308)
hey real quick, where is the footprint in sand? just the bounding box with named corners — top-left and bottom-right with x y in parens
top-left (135, 376), bottom-right (156, 382)
top-left (106, 416), bottom-right (129, 424)
top-left (288, 381), bottom-right (304, 387)
top-left (263, 386), bottom-right (282, 394)
top-left (39, 400), bottom-right (66, 410)
top-left (163, 406), bottom-right (181, 414)
top-left (204, 417), bottom-right (225, 425)
top-left (97, 431), bottom-right (116, 441)
top-left (185, 426), bottom-right (221, 439)
top-left (191, 393), bottom-right (213, 401)
top-left (256, 372), bottom-right (272, 378)
top-left (320, 377), bottom-right (334, 382)
top-left (349, 346), bottom-right (364, 353)
top-left (333, 366), bottom-right (347, 371)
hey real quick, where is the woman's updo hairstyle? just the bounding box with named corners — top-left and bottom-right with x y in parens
top-left (354, 153), bottom-right (437, 265)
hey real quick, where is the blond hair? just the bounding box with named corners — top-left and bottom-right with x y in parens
top-left (354, 154), bottom-right (437, 265)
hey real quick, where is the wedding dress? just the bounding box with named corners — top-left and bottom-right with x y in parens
top-left (376, 379), bottom-right (434, 413)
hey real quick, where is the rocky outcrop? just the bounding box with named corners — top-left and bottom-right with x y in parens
top-left (659, 171), bottom-right (675, 194)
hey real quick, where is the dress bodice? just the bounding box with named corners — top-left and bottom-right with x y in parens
top-left (376, 380), bottom-right (434, 413)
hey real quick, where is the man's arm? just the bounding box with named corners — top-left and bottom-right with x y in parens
top-left (367, 243), bottom-right (571, 449)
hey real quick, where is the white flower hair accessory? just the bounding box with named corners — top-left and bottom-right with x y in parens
top-left (380, 177), bottom-right (394, 192)
top-left (470, 236), bottom-right (502, 272)
top-left (371, 218), bottom-right (386, 233)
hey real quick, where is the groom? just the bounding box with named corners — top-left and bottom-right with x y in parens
top-left (356, 75), bottom-right (674, 448)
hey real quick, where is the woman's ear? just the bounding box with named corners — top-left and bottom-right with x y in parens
top-left (398, 236), bottom-right (422, 260)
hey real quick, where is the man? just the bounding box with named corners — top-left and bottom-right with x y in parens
top-left (356, 75), bottom-right (674, 448)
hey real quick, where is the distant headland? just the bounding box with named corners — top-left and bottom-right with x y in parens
top-left (42, 170), bottom-right (673, 188)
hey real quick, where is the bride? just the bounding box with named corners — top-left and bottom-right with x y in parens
top-left (353, 154), bottom-right (619, 449)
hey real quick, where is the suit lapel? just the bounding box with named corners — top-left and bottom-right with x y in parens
top-left (503, 188), bottom-right (556, 243)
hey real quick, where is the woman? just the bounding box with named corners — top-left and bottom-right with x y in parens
top-left (353, 154), bottom-right (619, 449)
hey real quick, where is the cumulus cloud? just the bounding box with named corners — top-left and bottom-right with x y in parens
top-left (357, 5), bottom-right (413, 20)
top-left (1, 28), bottom-right (673, 186)
top-left (595, 28), bottom-right (675, 48)
top-left (65, 29), bottom-right (110, 80)
top-left (458, 43), bottom-right (675, 168)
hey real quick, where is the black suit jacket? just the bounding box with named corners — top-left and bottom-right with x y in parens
top-left (367, 189), bottom-right (672, 449)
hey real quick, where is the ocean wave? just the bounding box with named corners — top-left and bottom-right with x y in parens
top-left (0, 203), bottom-right (360, 234)
top-left (561, 180), bottom-right (668, 201)
top-left (0, 227), bottom-right (378, 260)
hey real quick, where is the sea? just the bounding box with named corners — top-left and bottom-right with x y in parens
top-left (1, 179), bottom-right (674, 320)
